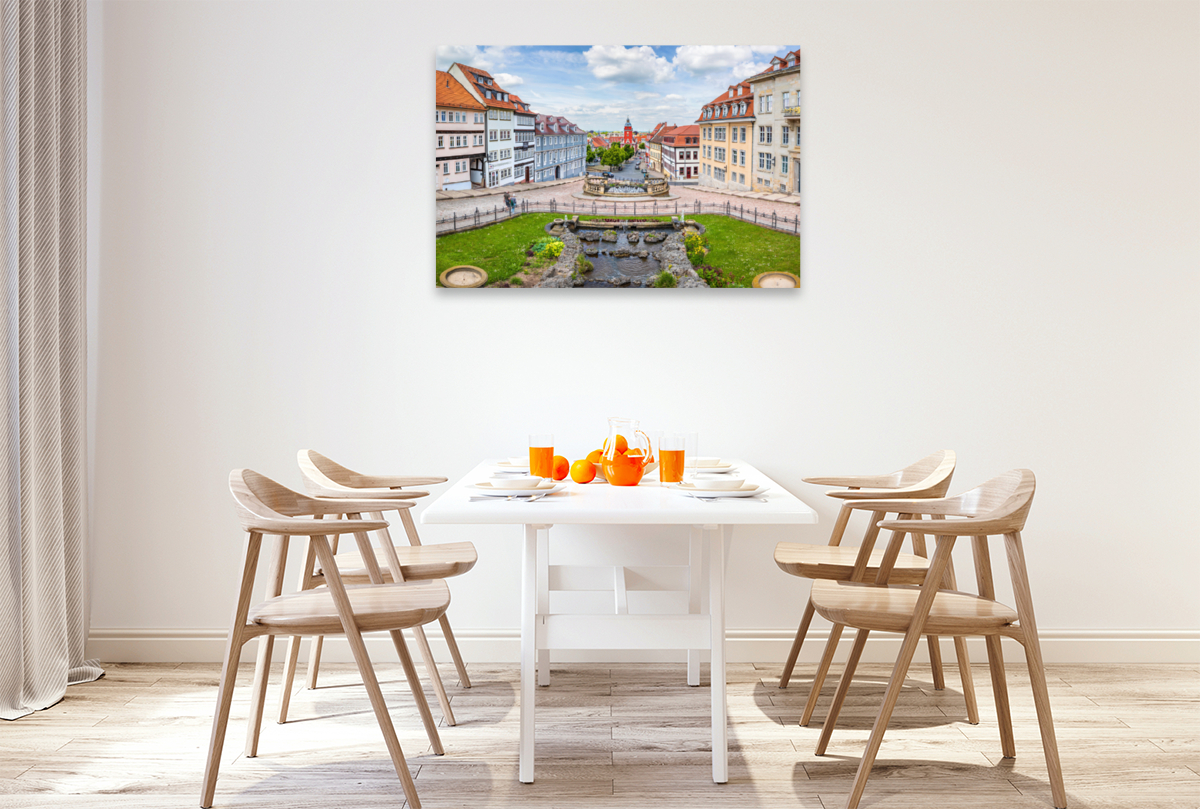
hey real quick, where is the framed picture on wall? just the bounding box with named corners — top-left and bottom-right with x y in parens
top-left (435, 46), bottom-right (801, 289)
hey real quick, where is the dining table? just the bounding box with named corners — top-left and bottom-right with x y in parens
top-left (420, 458), bottom-right (818, 784)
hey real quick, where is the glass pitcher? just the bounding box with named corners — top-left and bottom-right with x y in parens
top-left (602, 416), bottom-right (655, 486)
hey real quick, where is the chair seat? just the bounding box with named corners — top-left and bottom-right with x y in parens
top-left (318, 541), bottom-right (477, 583)
top-left (810, 580), bottom-right (1018, 636)
top-left (249, 580), bottom-right (451, 635)
top-left (774, 542), bottom-right (931, 585)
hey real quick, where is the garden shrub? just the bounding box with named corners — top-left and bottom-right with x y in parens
top-left (684, 232), bottom-right (709, 265)
top-left (694, 264), bottom-right (732, 288)
top-left (652, 270), bottom-right (677, 288)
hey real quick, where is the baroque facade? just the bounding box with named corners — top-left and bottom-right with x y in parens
top-left (747, 49), bottom-right (800, 196)
top-left (697, 81), bottom-right (754, 191)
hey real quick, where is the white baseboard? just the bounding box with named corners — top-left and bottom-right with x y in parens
top-left (88, 626), bottom-right (1200, 665)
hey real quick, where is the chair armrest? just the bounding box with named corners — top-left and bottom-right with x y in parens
top-left (310, 488), bottom-right (429, 500)
top-left (840, 496), bottom-right (957, 514)
top-left (828, 486), bottom-right (940, 501)
top-left (877, 517), bottom-right (1009, 537)
top-left (249, 517), bottom-right (389, 536)
top-left (803, 474), bottom-right (898, 488)
top-left (308, 497), bottom-right (416, 516)
top-left (357, 474), bottom-right (448, 488)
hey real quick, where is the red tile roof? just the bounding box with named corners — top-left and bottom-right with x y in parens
top-left (696, 82), bottom-right (755, 123)
top-left (747, 49), bottom-right (801, 81)
top-left (535, 114), bottom-right (585, 135)
top-left (453, 62), bottom-right (517, 110)
top-left (436, 70), bottom-right (485, 111)
top-left (662, 125), bottom-right (699, 146)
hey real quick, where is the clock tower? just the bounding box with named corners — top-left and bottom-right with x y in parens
top-left (623, 117), bottom-right (633, 146)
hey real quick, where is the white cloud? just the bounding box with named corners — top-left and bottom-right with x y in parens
top-left (672, 45), bottom-right (785, 76)
top-left (634, 91), bottom-right (660, 100)
top-left (664, 94), bottom-right (684, 100)
top-left (493, 73), bottom-right (524, 87)
top-left (584, 45), bottom-right (675, 84)
top-left (434, 45), bottom-right (513, 72)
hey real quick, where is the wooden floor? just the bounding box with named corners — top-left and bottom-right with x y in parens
top-left (1, 660), bottom-right (1197, 808)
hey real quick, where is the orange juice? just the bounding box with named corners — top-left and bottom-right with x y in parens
top-left (659, 449), bottom-right (685, 483)
top-left (529, 445), bottom-right (554, 478)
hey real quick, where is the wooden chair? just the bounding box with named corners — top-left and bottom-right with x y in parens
top-left (809, 469), bottom-right (1066, 809)
top-left (274, 450), bottom-right (475, 728)
top-left (775, 450), bottom-right (978, 727)
top-left (202, 469), bottom-right (450, 809)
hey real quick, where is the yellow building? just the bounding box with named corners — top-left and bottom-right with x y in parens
top-left (696, 81), bottom-right (754, 192)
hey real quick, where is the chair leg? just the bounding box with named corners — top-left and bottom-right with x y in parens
top-left (311, 535), bottom-right (424, 808)
top-left (200, 631), bottom-right (248, 808)
top-left (1006, 532), bottom-right (1067, 808)
top-left (389, 628), bottom-right (445, 756)
top-left (801, 622), bottom-right (843, 726)
top-left (840, 535), bottom-right (957, 809)
top-left (277, 634), bottom-right (303, 724)
top-left (985, 634), bottom-right (1015, 756)
top-left (412, 623), bottom-right (457, 726)
top-left (201, 533), bottom-right (262, 809)
top-left (779, 597), bottom-right (816, 689)
top-left (439, 613), bottom-right (472, 688)
top-left (925, 634), bottom-right (946, 690)
top-left (244, 635), bottom-right (275, 757)
top-left (305, 635), bottom-right (325, 689)
top-left (815, 628), bottom-right (870, 755)
top-left (245, 534), bottom-right (288, 757)
top-left (953, 635), bottom-right (979, 724)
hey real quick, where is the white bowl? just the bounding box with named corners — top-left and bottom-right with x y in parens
top-left (500, 476), bottom-right (543, 489)
top-left (691, 476), bottom-right (745, 491)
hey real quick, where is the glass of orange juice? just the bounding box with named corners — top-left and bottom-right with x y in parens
top-left (658, 432), bottom-right (686, 483)
top-left (529, 433), bottom-right (554, 478)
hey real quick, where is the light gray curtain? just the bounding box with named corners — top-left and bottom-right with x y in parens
top-left (0, 0), bottom-right (99, 721)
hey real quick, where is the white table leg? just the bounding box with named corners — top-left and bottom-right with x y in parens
top-left (710, 524), bottom-right (730, 783)
top-left (520, 524), bottom-right (539, 783)
top-left (688, 527), bottom-right (703, 687)
top-left (537, 526), bottom-right (550, 687)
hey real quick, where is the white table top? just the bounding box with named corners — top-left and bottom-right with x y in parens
top-left (420, 459), bottom-right (818, 526)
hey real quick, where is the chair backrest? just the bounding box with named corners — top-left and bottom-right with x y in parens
top-left (940, 469), bottom-right (1036, 533)
top-left (230, 468), bottom-right (319, 530)
top-left (827, 450), bottom-right (957, 502)
top-left (874, 469), bottom-right (1036, 537)
top-left (895, 450), bottom-right (956, 488)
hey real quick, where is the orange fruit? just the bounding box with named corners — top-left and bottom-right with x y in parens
top-left (570, 459), bottom-right (597, 484)
top-left (551, 455), bottom-right (569, 481)
top-left (626, 448), bottom-right (644, 456)
top-left (602, 453), bottom-right (644, 486)
top-left (602, 434), bottom-right (629, 455)
top-left (586, 448), bottom-right (604, 464)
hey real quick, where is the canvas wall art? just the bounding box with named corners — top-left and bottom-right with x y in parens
top-left (435, 46), bottom-right (800, 289)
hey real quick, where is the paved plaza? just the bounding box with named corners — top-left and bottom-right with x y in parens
top-left (435, 168), bottom-right (800, 223)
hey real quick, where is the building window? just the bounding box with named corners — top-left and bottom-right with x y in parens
top-left (488, 170), bottom-right (497, 186)
top-left (437, 135), bottom-right (443, 148)
top-left (759, 126), bottom-right (772, 144)
top-left (782, 127), bottom-right (789, 145)
top-left (781, 155), bottom-right (788, 174)
top-left (714, 126), bottom-right (725, 141)
top-left (488, 109), bottom-right (497, 119)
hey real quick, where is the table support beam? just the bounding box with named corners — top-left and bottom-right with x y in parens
top-left (710, 524), bottom-right (731, 783)
top-left (688, 527), bottom-right (703, 686)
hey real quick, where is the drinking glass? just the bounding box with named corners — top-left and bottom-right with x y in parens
top-left (529, 433), bottom-right (554, 478)
top-left (682, 432), bottom-right (699, 480)
top-left (658, 432), bottom-right (686, 483)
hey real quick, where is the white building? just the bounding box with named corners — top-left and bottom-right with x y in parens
top-left (534, 114), bottom-right (587, 182)
top-left (448, 62), bottom-right (517, 188)
top-left (511, 95), bottom-right (536, 184)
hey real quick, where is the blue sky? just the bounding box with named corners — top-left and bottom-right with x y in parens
top-left (435, 46), bottom-right (799, 132)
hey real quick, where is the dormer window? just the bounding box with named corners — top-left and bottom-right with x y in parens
top-left (737, 86), bottom-right (743, 96)
top-left (788, 58), bottom-right (796, 67)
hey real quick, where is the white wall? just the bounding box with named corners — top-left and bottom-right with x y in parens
top-left (87, 0), bottom-right (1200, 663)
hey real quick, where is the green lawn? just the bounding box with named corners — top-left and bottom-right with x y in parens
top-left (436, 212), bottom-right (801, 288)
top-left (436, 214), bottom-right (559, 286)
top-left (577, 214), bottom-right (800, 288)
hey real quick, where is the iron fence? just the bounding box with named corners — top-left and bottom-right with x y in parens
top-left (436, 198), bottom-right (800, 236)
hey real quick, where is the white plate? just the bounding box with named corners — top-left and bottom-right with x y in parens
top-left (472, 480), bottom-right (564, 496)
top-left (495, 460), bottom-right (529, 471)
top-left (686, 459), bottom-right (733, 471)
top-left (688, 465), bottom-right (737, 475)
top-left (673, 483), bottom-right (768, 499)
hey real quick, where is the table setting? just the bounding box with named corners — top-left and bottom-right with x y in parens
top-left (421, 416), bottom-right (818, 785)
